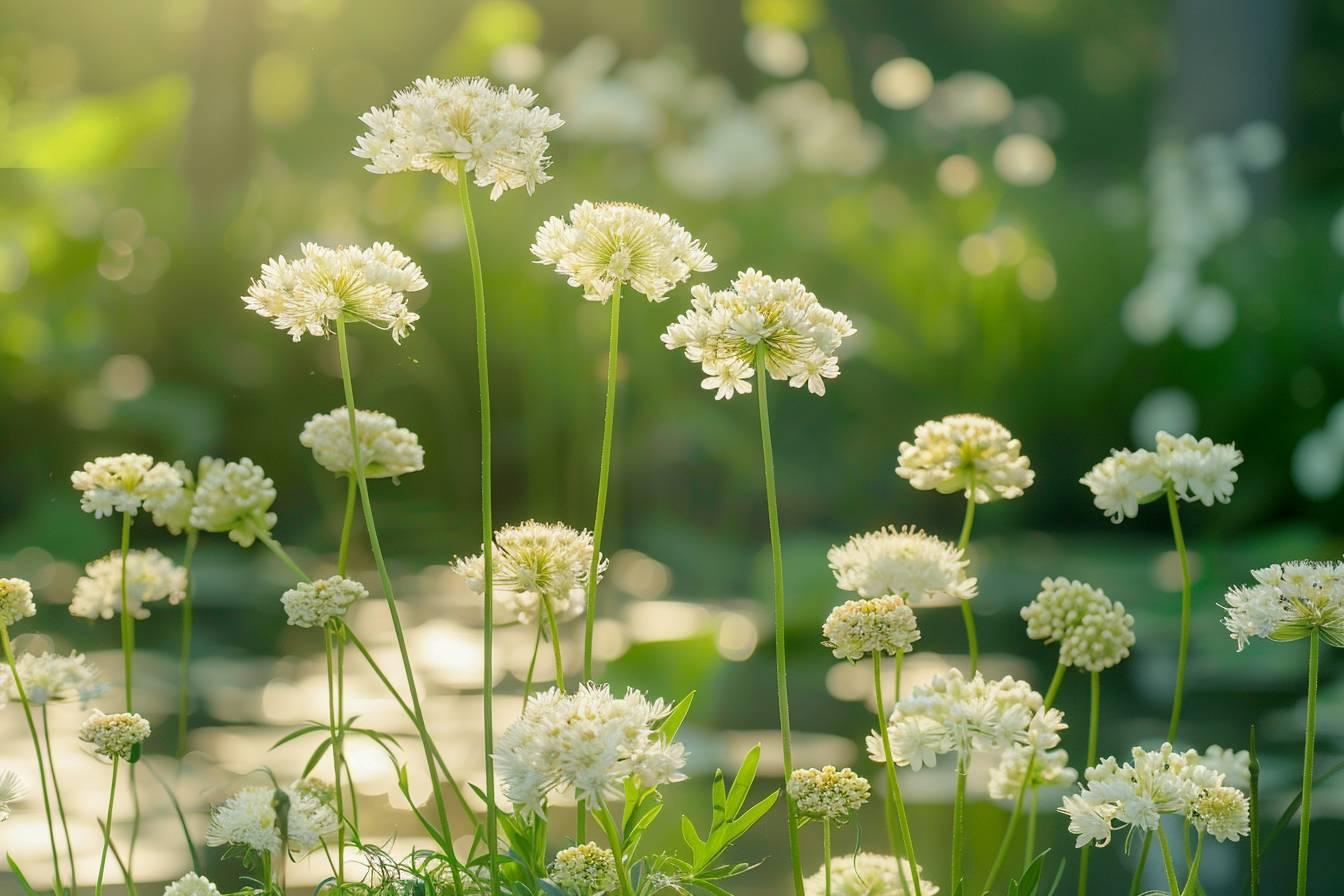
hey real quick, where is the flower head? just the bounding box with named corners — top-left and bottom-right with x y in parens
top-left (281, 576), bottom-right (368, 629)
top-left (803, 853), bottom-right (940, 896)
top-left (988, 745), bottom-right (1077, 799)
top-left (0, 770), bottom-right (24, 823)
top-left (71, 454), bottom-right (183, 519)
top-left (896, 414), bottom-right (1034, 503)
top-left (206, 784), bottom-right (338, 856)
top-left (354, 77), bottom-right (563, 199)
top-left (822, 595), bottom-right (920, 660)
top-left (1198, 745), bottom-right (1251, 791)
top-left (1189, 785), bottom-right (1251, 842)
top-left (148, 461), bottom-right (197, 535)
top-left (1081, 432), bottom-right (1242, 524)
top-left (1021, 577), bottom-right (1136, 671)
top-left (1221, 561), bottom-right (1344, 650)
top-left (299, 408), bottom-right (424, 479)
top-left (243, 242), bottom-right (426, 343)
top-left (0, 651), bottom-right (107, 707)
top-left (828, 525), bottom-right (977, 604)
top-left (549, 842), bottom-right (618, 895)
top-left (531, 201), bottom-right (715, 304)
top-left (662, 269), bottom-right (855, 398)
top-left (453, 520), bottom-right (606, 626)
top-left (71, 549), bottom-right (186, 620)
top-left (163, 873), bottom-right (222, 896)
top-left (190, 457), bottom-right (278, 547)
top-left (0, 578), bottom-right (36, 628)
top-left (79, 711), bottom-right (151, 760)
top-left (787, 766), bottom-right (870, 822)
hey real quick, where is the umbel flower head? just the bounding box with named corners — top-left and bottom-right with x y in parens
top-left (162, 873), bottom-right (222, 896)
top-left (206, 783), bottom-right (338, 856)
top-left (988, 744), bottom-right (1077, 799)
top-left (79, 710), bottom-right (151, 760)
top-left (0, 769), bottom-right (23, 823)
top-left (300, 408), bottom-right (424, 479)
top-left (787, 766), bottom-right (870, 822)
top-left (897, 414), bottom-right (1035, 504)
top-left (531, 201), bottom-right (716, 303)
top-left (662, 268), bottom-right (856, 399)
top-left (494, 682), bottom-right (687, 816)
top-left (822, 595), bottom-right (920, 660)
top-left (148, 461), bottom-right (197, 535)
top-left (281, 576), bottom-right (368, 629)
top-left (803, 853), bottom-right (940, 896)
top-left (453, 520), bottom-right (607, 626)
top-left (549, 842), bottom-right (618, 895)
top-left (1221, 561), bottom-right (1344, 650)
top-left (1021, 577), bottom-right (1136, 672)
top-left (71, 453), bottom-right (183, 519)
top-left (243, 242), bottom-right (426, 343)
top-left (1081, 431), bottom-right (1242, 523)
top-left (0, 651), bottom-right (108, 707)
top-left (0, 578), bottom-right (36, 628)
top-left (354, 76), bottom-right (563, 199)
top-left (828, 525), bottom-right (977, 604)
top-left (71, 549), bottom-right (187, 620)
top-left (190, 457), bottom-right (278, 547)
top-left (1199, 745), bottom-right (1251, 791)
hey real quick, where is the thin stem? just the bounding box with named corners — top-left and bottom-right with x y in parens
top-left (1181, 832), bottom-right (1204, 896)
top-left (1296, 628), bottom-right (1320, 896)
top-left (594, 802), bottom-right (635, 896)
top-left (1249, 725), bottom-right (1260, 896)
top-left (177, 529), bottom-right (199, 759)
top-left (1079, 669), bottom-right (1101, 896)
top-left (755, 351), bottom-right (805, 896)
top-left (1157, 826), bottom-right (1182, 896)
top-left (1165, 487), bottom-right (1191, 742)
top-left (874, 651), bottom-right (922, 896)
top-left (95, 757), bottom-right (120, 896)
top-left (1024, 786), bottom-right (1039, 868)
top-left (337, 475), bottom-right (357, 577)
top-left (1129, 832), bottom-right (1153, 896)
top-left (585, 282), bottom-right (622, 682)
top-left (951, 753), bottom-right (968, 891)
top-left (324, 627), bottom-right (346, 886)
top-left (956, 496), bottom-right (979, 675)
top-left (522, 621), bottom-right (543, 710)
top-left (256, 531), bottom-right (311, 582)
top-left (1043, 662), bottom-right (1066, 708)
top-left (541, 595), bottom-right (566, 690)
top-left (120, 509), bottom-right (141, 877)
top-left (42, 705), bottom-right (78, 893)
top-left (823, 818), bottom-right (832, 896)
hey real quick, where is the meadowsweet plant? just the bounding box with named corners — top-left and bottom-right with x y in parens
top-left (788, 766), bottom-right (870, 896)
top-left (81, 710), bottom-right (151, 895)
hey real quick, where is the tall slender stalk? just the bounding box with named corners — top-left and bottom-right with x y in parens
top-left (335, 473), bottom-right (357, 852)
top-left (593, 802), bottom-right (635, 896)
top-left (956, 495), bottom-right (979, 675)
top-left (1024, 787), bottom-right (1039, 867)
top-left (94, 757), bottom-right (120, 896)
top-left (584, 282), bottom-right (623, 682)
top-left (1295, 628), bottom-right (1320, 896)
top-left (1165, 487), bottom-right (1191, 742)
top-left (1129, 834), bottom-right (1153, 896)
top-left (324, 626), bottom-right (346, 885)
top-left (873, 651), bottom-right (922, 896)
top-left (754, 350), bottom-right (804, 896)
top-left (951, 753), bottom-right (968, 891)
top-left (117, 511), bottom-right (142, 876)
top-left (541, 595), bottom-right (566, 690)
top-left (1249, 725), bottom-right (1260, 896)
top-left (42, 706), bottom-right (77, 892)
top-left (822, 818), bottom-right (833, 896)
top-left (1157, 826), bottom-right (1181, 896)
top-left (1078, 669), bottom-right (1101, 896)
top-left (177, 528), bottom-right (199, 758)
top-left (1181, 832), bottom-right (1204, 896)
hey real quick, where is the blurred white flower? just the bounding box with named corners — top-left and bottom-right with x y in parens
top-left (79, 710), bottom-right (151, 760)
top-left (0, 770), bottom-right (24, 823)
top-left (300, 408), bottom-right (424, 479)
top-left (0, 651), bottom-right (107, 707)
top-left (896, 413), bottom-right (1034, 503)
top-left (71, 549), bottom-right (186, 620)
top-left (828, 525), bottom-right (976, 604)
top-left (453, 520), bottom-right (606, 626)
top-left (190, 457), bottom-right (278, 547)
top-left (1198, 745), bottom-right (1251, 791)
top-left (804, 853), bottom-right (939, 896)
top-left (988, 744), bottom-right (1076, 799)
top-left (206, 784), bottom-right (338, 856)
top-left (71, 453), bottom-right (183, 519)
top-left (0, 578), bottom-right (36, 628)
top-left (281, 576), bottom-right (368, 629)
top-left (162, 873), bottom-right (222, 896)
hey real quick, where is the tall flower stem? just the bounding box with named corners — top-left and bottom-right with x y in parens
top-left (951, 753), bottom-right (969, 890)
top-left (1157, 826), bottom-right (1182, 896)
top-left (1129, 834), bottom-right (1153, 896)
top-left (593, 802), bottom-right (635, 896)
top-left (1078, 669), bottom-right (1101, 896)
top-left (324, 626), bottom-right (346, 886)
top-left (116, 510), bottom-right (142, 876)
top-left (1181, 832), bottom-right (1204, 896)
top-left (335, 474), bottom-right (357, 841)
top-left (755, 351), bottom-right (805, 896)
top-left (584, 282), bottom-right (622, 682)
top-left (1165, 487), bottom-right (1191, 742)
top-left (42, 706), bottom-right (78, 892)
top-left (176, 528), bottom-right (199, 758)
top-left (956, 495), bottom-right (979, 675)
top-left (1249, 725), bottom-right (1260, 896)
top-left (541, 596), bottom-right (566, 690)
top-left (1296, 628), bottom-right (1320, 896)
top-left (1, 627), bottom-right (64, 896)
top-left (1023, 787), bottom-right (1039, 867)
top-left (456, 163), bottom-right (499, 881)
top-left (822, 818), bottom-right (833, 896)
top-left (94, 757), bottom-right (120, 896)
top-left (873, 651), bottom-right (923, 896)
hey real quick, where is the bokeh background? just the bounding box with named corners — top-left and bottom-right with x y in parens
top-left (3, 0), bottom-right (1344, 892)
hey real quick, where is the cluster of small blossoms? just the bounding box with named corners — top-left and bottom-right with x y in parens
top-left (786, 766), bottom-right (870, 822)
top-left (1221, 560), bottom-right (1344, 650)
top-left (206, 783), bottom-right (338, 855)
top-left (243, 242), bottom-right (427, 343)
top-left (71, 453), bottom-right (183, 519)
top-left (531, 201), bottom-right (716, 303)
top-left (494, 683), bottom-right (687, 815)
top-left (299, 408), bottom-right (424, 479)
top-left (896, 414), bottom-right (1035, 503)
top-left (1021, 577), bottom-right (1136, 671)
top-left (290, 776), bottom-right (337, 806)
top-left (822, 595), bottom-right (920, 660)
top-left (1199, 745), bottom-right (1252, 791)
top-left (281, 576), bottom-right (368, 629)
top-left (190, 457), bottom-right (278, 547)
top-left (828, 525), bottom-right (977, 604)
top-left (71, 549), bottom-right (187, 620)
top-left (453, 520), bottom-right (607, 626)
top-left (1081, 431), bottom-right (1242, 523)
top-left (79, 710), bottom-right (151, 760)
top-left (0, 651), bottom-right (107, 707)
top-left (988, 745), bottom-right (1077, 800)
top-left (148, 461), bottom-right (197, 535)
top-left (162, 873), bottom-right (222, 896)
top-left (803, 853), bottom-right (940, 896)
top-left (0, 578), bottom-right (35, 627)
top-left (549, 842), bottom-right (618, 895)
top-left (661, 268), bottom-right (856, 399)
top-left (354, 77), bottom-right (563, 199)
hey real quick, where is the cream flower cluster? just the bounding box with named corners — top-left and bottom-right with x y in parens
top-left (0, 578), bottom-right (35, 628)
top-left (1021, 577), bottom-right (1136, 671)
top-left (662, 269), bottom-right (856, 399)
top-left (299, 408), bottom-right (424, 479)
top-left (206, 783), bottom-right (338, 856)
top-left (354, 77), bottom-right (563, 199)
top-left (453, 520), bottom-right (607, 626)
top-left (1221, 561), bottom-right (1344, 650)
top-left (787, 766), bottom-right (870, 821)
top-left (0, 651), bottom-right (107, 707)
top-left (281, 576), bottom-right (368, 629)
top-left (896, 414), bottom-right (1035, 504)
top-left (531, 201), bottom-right (716, 303)
top-left (162, 873), bottom-right (222, 896)
top-left (495, 683), bottom-right (687, 815)
top-left (828, 525), bottom-right (977, 604)
top-left (1081, 431), bottom-right (1242, 523)
top-left (79, 710), bottom-right (151, 760)
top-left (0, 769), bottom-right (23, 823)
top-left (803, 853), bottom-right (940, 896)
top-left (71, 453), bottom-right (183, 519)
top-left (988, 745), bottom-right (1077, 800)
top-left (71, 549), bottom-right (186, 620)
top-left (1199, 745), bottom-right (1251, 791)
top-left (148, 461), bottom-right (197, 535)
top-left (822, 595), bottom-right (920, 660)
top-left (243, 242), bottom-right (426, 343)
top-left (549, 842), bottom-right (618, 895)
top-left (190, 457), bottom-right (278, 547)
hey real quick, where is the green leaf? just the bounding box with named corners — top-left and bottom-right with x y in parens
top-left (725, 745), bottom-right (761, 818)
top-left (658, 692), bottom-right (696, 741)
top-left (6, 854), bottom-right (39, 896)
top-left (1009, 850), bottom-right (1048, 895)
top-left (724, 791), bottom-right (778, 842)
top-left (270, 723), bottom-right (329, 750)
top-left (1263, 759), bottom-right (1344, 855)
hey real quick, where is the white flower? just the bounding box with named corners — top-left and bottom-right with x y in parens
top-left (1221, 561), bottom-right (1344, 650)
top-left (549, 842), bottom-right (618, 895)
top-left (71, 454), bottom-right (183, 519)
top-left (1080, 449), bottom-right (1163, 523)
top-left (787, 766), bottom-right (870, 821)
top-left (822, 595), bottom-right (920, 660)
top-left (494, 683), bottom-right (687, 815)
top-left (1189, 785), bottom-right (1250, 842)
top-left (299, 408), bottom-right (424, 479)
top-left (1081, 432), bottom-right (1242, 524)
top-left (79, 711), bottom-right (151, 760)
top-left (453, 520), bottom-right (606, 626)
top-left (1060, 792), bottom-right (1117, 847)
top-left (0, 651), bottom-right (107, 707)
top-left (1021, 577), bottom-right (1136, 671)
top-left (354, 76), bottom-right (563, 199)
top-left (896, 414), bottom-right (1035, 503)
top-left (662, 269), bottom-right (855, 398)
top-left (828, 525), bottom-right (977, 604)
top-left (0, 770), bottom-right (24, 823)
top-left (0, 578), bottom-right (36, 628)
top-left (71, 549), bottom-right (187, 620)
top-left (190, 457), bottom-right (278, 547)
top-left (243, 242), bottom-right (426, 343)
top-left (206, 784), bottom-right (338, 856)
top-left (281, 576), bottom-right (368, 629)
top-left (988, 745), bottom-right (1077, 799)
top-left (803, 852), bottom-right (940, 896)
top-left (531, 201), bottom-right (716, 303)
top-left (149, 461), bottom-right (197, 535)
top-left (163, 873), bottom-right (222, 896)
top-left (1198, 745), bottom-right (1251, 791)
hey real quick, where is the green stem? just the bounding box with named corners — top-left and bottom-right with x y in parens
top-left (956, 496), bottom-right (979, 675)
top-left (1296, 628), bottom-right (1320, 896)
top-left (42, 705), bottom-right (78, 893)
top-left (1249, 725), bottom-right (1260, 896)
top-left (256, 531), bottom-right (311, 582)
top-left (1024, 786), bottom-right (1039, 868)
top-left (337, 475), bottom-right (357, 577)
top-left (874, 651), bottom-right (922, 896)
top-left (1181, 832), bottom-right (1204, 896)
top-left (542, 594), bottom-right (566, 691)
top-left (823, 818), bottom-right (832, 896)
top-left (324, 627), bottom-right (346, 885)
top-left (522, 621), bottom-right (543, 710)
top-left (334, 476), bottom-right (356, 840)
top-left (1079, 670), bottom-right (1101, 896)
top-left (952, 753), bottom-right (968, 890)
top-left (95, 757), bottom-right (119, 896)
top-left (177, 529), bottom-right (199, 759)
top-left (594, 802), bottom-right (635, 896)
top-left (584, 282), bottom-right (622, 682)
top-left (1165, 487), bottom-right (1191, 743)
top-left (1157, 827), bottom-right (1181, 896)
top-left (1129, 832), bottom-right (1153, 896)
top-left (755, 351), bottom-right (805, 896)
